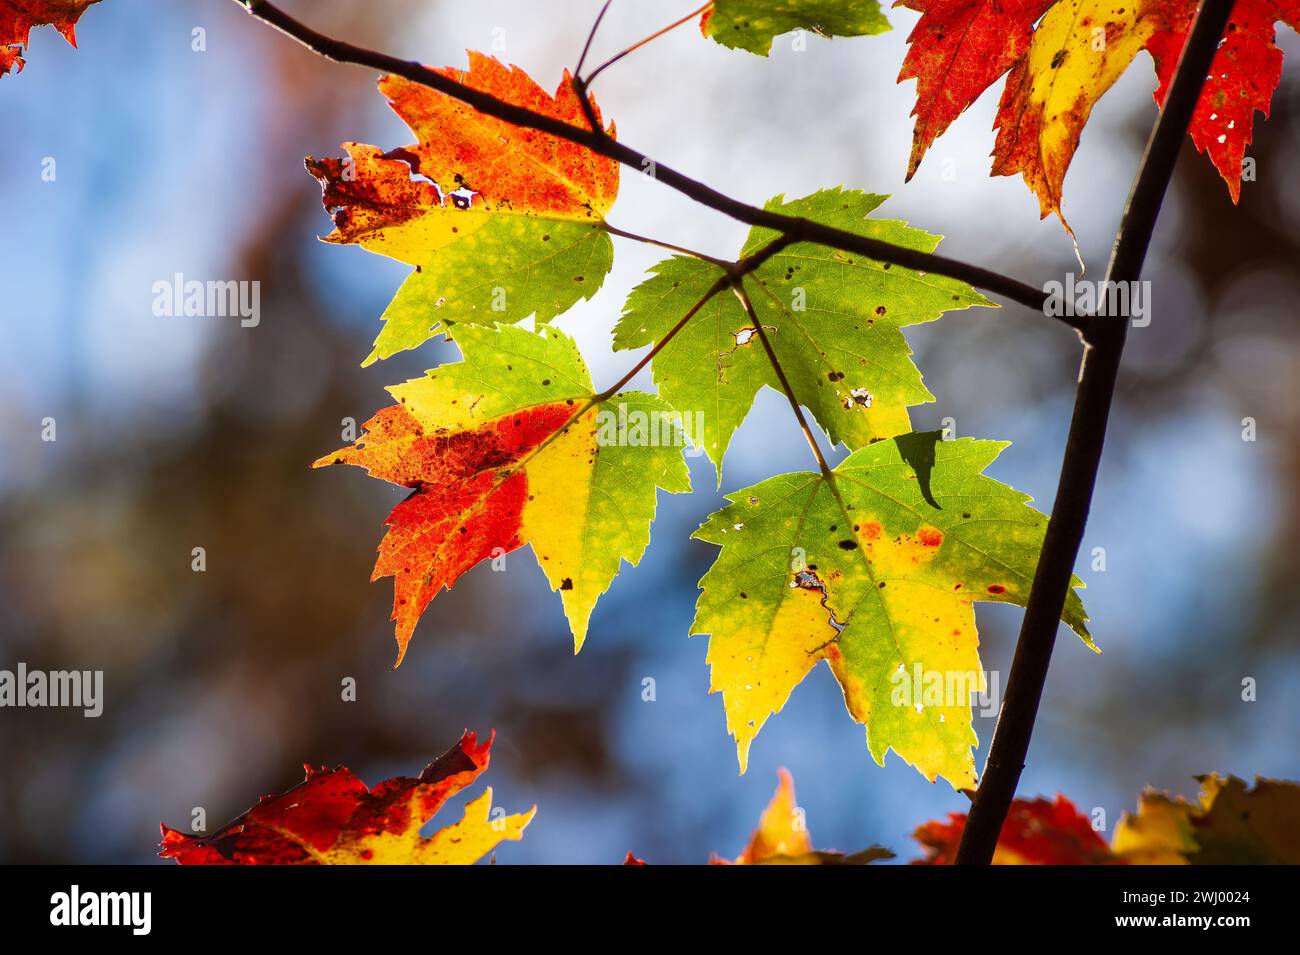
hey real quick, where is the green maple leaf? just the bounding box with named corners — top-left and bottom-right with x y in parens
top-left (702, 0), bottom-right (891, 55)
top-left (370, 216), bottom-right (613, 365)
top-left (691, 432), bottom-right (1091, 788)
top-left (614, 188), bottom-right (993, 478)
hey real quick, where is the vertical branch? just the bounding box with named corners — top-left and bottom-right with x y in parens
top-left (954, 0), bottom-right (1239, 865)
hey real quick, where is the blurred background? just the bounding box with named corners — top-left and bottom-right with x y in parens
top-left (1, 0), bottom-right (1298, 864)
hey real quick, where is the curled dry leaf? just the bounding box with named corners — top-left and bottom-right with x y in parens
top-left (913, 775), bottom-right (1300, 864)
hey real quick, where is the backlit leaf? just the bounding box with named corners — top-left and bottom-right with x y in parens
top-left (1115, 774), bottom-right (1300, 864)
top-left (631, 768), bottom-right (894, 864)
top-left (614, 188), bottom-right (992, 477)
top-left (159, 731), bottom-right (533, 865)
top-left (990, 0), bottom-right (1163, 237)
top-left (895, 0), bottom-right (1054, 181)
top-left (315, 323), bottom-right (690, 664)
top-left (913, 775), bottom-right (1300, 864)
top-left (1, 0), bottom-right (99, 76)
top-left (307, 52), bottom-right (619, 364)
top-left (701, 0), bottom-right (891, 55)
top-left (913, 794), bottom-right (1115, 863)
top-left (1147, 0), bottom-right (1298, 203)
top-left (692, 432), bottom-right (1090, 787)
top-left (898, 0), bottom-right (1300, 228)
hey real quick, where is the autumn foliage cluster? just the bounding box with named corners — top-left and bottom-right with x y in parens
top-left (6, 0), bottom-right (1299, 865)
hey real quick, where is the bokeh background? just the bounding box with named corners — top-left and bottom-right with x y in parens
top-left (2, 0), bottom-right (1298, 864)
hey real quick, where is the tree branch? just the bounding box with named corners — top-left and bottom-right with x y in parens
top-left (233, 0), bottom-right (1068, 319)
top-left (953, 0), bottom-right (1239, 865)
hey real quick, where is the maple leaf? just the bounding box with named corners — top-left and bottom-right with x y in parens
top-left (614, 188), bottom-right (993, 478)
top-left (159, 731), bottom-right (533, 865)
top-left (629, 769), bottom-right (893, 864)
top-left (1, 0), bottom-right (98, 77)
top-left (700, 0), bottom-right (891, 54)
top-left (719, 768), bottom-right (895, 864)
top-left (898, 0), bottom-right (1300, 229)
top-left (692, 432), bottom-right (1091, 787)
top-left (913, 775), bottom-right (1300, 864)
top-left (1114, 774), bottom-right (1300, 864)
top-left (895, 0), bottom-right (1055, 181)
top-left (913, 794), bottom-right (1116, 863)
top-left (307, 52), bottom-right (619, 365)
top-left (1146, 0), bottom-right (1299, 202)
top-left (315, 323), bottom-right (691, 664)
top-left (990, 0), bottom-right (1165, 238)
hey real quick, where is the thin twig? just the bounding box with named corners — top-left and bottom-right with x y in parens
top-left (572, 1), bottom-right (614, 132)
top-left (729, 277), bottom-right (833, 480)
top-left (233, 0), bottom-right (1063, 317)
top-left (584, 2), bottom-right (713, 86)
top-left (574, 0), bottom-right (614, 79)
top-left (953, 0), bottom-right (1238, 865)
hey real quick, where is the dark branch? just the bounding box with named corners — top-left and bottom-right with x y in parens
top-left (234, 0), bottom-right (1068, 319)
top-left (953, 0), bottom-right (1239, 865)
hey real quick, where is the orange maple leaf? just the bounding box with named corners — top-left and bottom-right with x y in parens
top-left (307, 52), bottom-right (620, 363)
top-left (1, 0), bottom-right (99, 76)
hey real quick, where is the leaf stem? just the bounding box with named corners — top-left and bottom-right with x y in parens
top-left (729, 278), bottom-right (834, 481)
top-left (953, 0), bottom-right (1239, 866)
top-left (583, 2), bottom-right (713, 86)
top-left (232, 0), bottom-right (1063, 318)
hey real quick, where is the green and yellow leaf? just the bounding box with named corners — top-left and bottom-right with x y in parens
top-left (314, 324), bottom-right (690, 664)
top-left (700, 0), bottom-right (891, 55)
top-left (692, 432), bottom-right (1090, 787)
